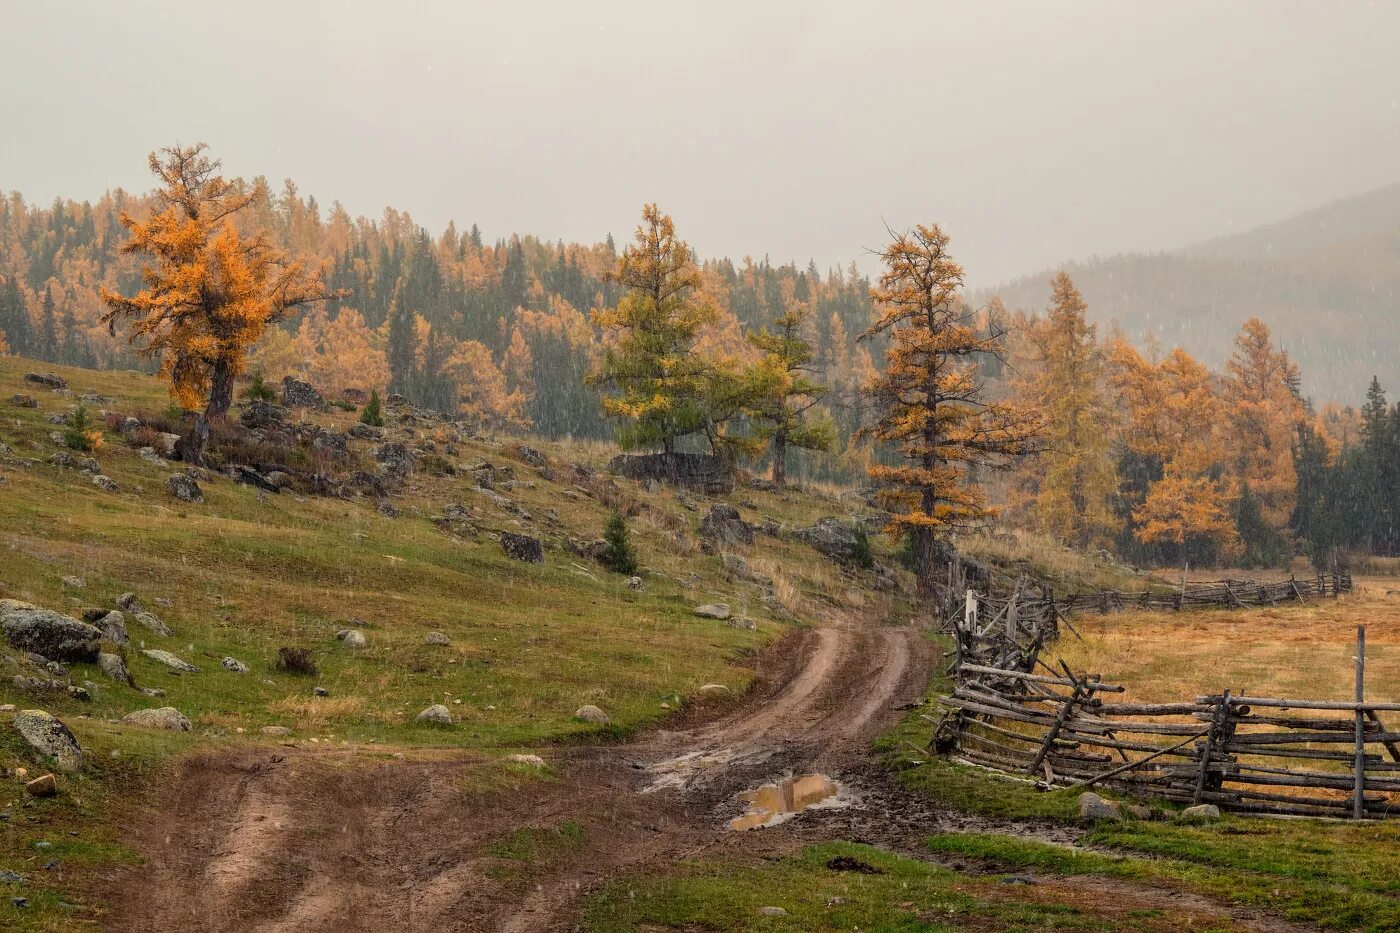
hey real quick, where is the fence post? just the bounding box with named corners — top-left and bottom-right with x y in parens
top-left (1355, 625), bottom-right (1367, 820)
top-left (1194, 689), bottom-right (1231, 805)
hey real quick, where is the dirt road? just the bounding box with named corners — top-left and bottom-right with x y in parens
top-left (92, 620), bottom-right (1311, 932)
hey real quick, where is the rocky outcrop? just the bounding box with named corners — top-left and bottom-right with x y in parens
top-left (13, 710), bottom-right (82, 771)
top-left (574, 705), bottom-right (610, 724)
top-left (416, 704), bottom-right (453, 724)
top-left (140, 649), bottom-right (199, 673)
top-left (607, 452), bottom-right (734, 494)
top-left (693, 603), bottom-right (732, 620)
top-left (0, 601), bottom-right (102, 662)
top-left (24, 373), bottom-right (66, 390)
top-left (500, 532), bottom-right (543, 563)
top-left (165, 473), bottom-right (204, 503)
top-left (374, 443), bottom-right (414, 478)
top-left (123, 707), bottom-right (192, 731)
top-left (699, 504), bottom-right (753, 549)
top-left (794, 518), bottom-right (865, 564)
top-left (280, 376), bottom-right (326, 410)
top-left (239, 400), bottom-right (288, 430)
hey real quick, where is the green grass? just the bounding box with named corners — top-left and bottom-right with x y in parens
top-left (875, 634), bottom-right (1400, 932)
top-left (585, 841), bottom-right (1233, 932)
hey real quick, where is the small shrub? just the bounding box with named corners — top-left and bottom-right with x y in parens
top-left (360, 388), bottom-right (384, 427)
top-left (274, 646), bottom-right (318, 676)
top-left (601, 510), bottom-right (639, 576)
top-left (163, 403), bottom-right (187, 424)
top-left (63, 404), bottom-right (103, 452)
top-left (241, 371), bottom-right (277, 402)
top-left (330, 399), bottom-right (357, 412)
top-left (851, 522), bottom-right (875, 570)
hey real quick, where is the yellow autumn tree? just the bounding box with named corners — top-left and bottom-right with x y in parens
top-left (295, 307), bottom-right (390, 397)
top-left (444, 339), bottom-right (528, 431)
top-left (1015, 272), bottom-right (1118, 547)
top-left (100, 144), bottom-right (341, 459)
top-left (1109, 340), bottom-right (1238, 564)
top-left (1222, 318), bottom-right (1303, 530)
top-left (862, 224), bottom-right (1041, 590)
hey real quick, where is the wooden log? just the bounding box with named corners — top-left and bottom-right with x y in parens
top-left (1069, 731), bottom-right (1207, 789)
top-left (957, 663), bottom-right (1124, 692)
top-left (1355, 625), bottom-right (1367, 820)
top-left (1194, 692), bottom-right (1230, 804)
top-left (1029, 667), bottom-right (1086, 776)
top-left (1364, 709), bottom-right (1400, 763)
top-left (1226, 730), bottom-right (1400, 746)
top-left (1196, 696), bottom-right (1400, 713)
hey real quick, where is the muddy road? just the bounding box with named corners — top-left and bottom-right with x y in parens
top-left (93, 620), bottom-right (1311, 932)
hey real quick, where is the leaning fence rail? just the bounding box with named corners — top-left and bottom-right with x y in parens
top-left (933, 578), bottom-right (1395, 820)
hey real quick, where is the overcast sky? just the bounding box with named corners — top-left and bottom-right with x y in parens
top-left (4, 1), bottom-right (1399, 285)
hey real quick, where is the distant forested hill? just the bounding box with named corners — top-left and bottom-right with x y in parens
top-left (978, 184), bottom-right (1400, 403)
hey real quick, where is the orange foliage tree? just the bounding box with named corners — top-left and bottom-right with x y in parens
top-left (100, 144), bottom-right (341, 458)
top-left (862, 224), bottom-right (1041, 590)
top-left (1223, 318), bottom-right (1303, 531)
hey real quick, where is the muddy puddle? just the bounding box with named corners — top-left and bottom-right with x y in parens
top-left (729, 774), bottom-right (848, 830)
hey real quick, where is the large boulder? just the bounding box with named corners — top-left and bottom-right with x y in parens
top-left (98, 652), bottom-right (134, 685)
top-left (1078, 791), bottom-right (1123, 822)
top-left (123, 707), bottom-right (192, 731)
top-left (574, 705), bottom-right (610, 724)
top-left (416, 704), bottom-right (453, 724)
top-left (693, 603), bottom-right (732, 620)
top-left (0, 601), bottom-right (101, 662)
top-left (794, 518), bottom-right (864, 564)
top-left (699, 504), bottom-right (753, 549)
top-left (500, 532), bottom-right (543, 563)
top-left (607, 452), bottom-right (734, 494)
top-left (165, 473), bottom-right (204, 503)
top-left (239, 400), bottom-right (288, 430)
top-left (374, 443), bottom-right (414, 478)
top-left (280, 376), bottom-right (326, 410)
top-left (96, 610), bottom-right (129, 645)
top-left (13, 710), bottom-right (82, 771)
top-left (24, 373), bottom-right (66, 390)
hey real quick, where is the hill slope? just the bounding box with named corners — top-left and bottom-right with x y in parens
top-left (979, 183), bottom-right (1400, 403)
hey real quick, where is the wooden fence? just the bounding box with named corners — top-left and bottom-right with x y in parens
top-left (933, 580), bottom-right (1398, 819)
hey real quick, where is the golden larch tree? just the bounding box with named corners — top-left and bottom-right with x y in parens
top-left (1223, 318), bottom-right (1303, 530)
top-left (1014, 272), bottom-right (1118, 547)
top-left (101, 144), bottom-right (341, 459)
top-left (862, 224), bottom-right (1041, 590)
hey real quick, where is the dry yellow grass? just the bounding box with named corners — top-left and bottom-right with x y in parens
top-left (1052, 574), bottom-right (1400, 705)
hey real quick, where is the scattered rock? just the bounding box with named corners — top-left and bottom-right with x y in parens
top-left (725, 616), bottom-right (757, 631)
top-left (165, 473), bottom-right (204, 503)
top-left (10, 394), bottom-right (37, 408)
top-left (1078, 791), bottom-right (1123, 821)
top-left (122, 707), bottom-right (192, 731)
top-left (499, 532), bottom-right (543, 563)
top-left (132, 611), bottom-right (173, 637)
top-left (503, 754), bottom-right (546, 768)
top-left (137, 446), bottom-right (165, 467)
top-left (221, 657), bottom-right (249, 673)
top-left (574, 705), bottom-right (610, 724)
top-left (139, 687), bottom-right (166, 698)
top-left (97, 652), bottom-right (133, 686)
top-left (259, 726), bottom-right (292, 737)
top-left (375, 443), bottom-right (415, 480)
top-left (139, 649), bottom-right (199, 673)
top-left (50, 451), bottom-right (76, 469)
top-left (280, 376), bottom-right (325, 410)
top-left (153, 432), bottom-right (182, 458)
top-left (607, 452), bottom-right (734, 494)
top-left (115, 593), bottom-right (143, 614)
top-left (424, 632), bottom-right (450, 646)
top-left (12, 710), bottom-right (82, 771)
top-left (698, 504), bottom-right (753, 549)
top-left (313, 686), bottom-right (329, 697)
top-left (60, 576), bottom-right (84, 589)
top-left (0, 601), bottom-right (102, 662)
top-left (239, 400), bottom-right (288, 430)
top-left (757, 906), bottom-right (787, 917)
top-left (338, 630), bottom-right (368, 649)
top-left (692, 603), bottom-right (732, 621)
top-left (24, 773), bottom-right (57, 798)
top-left (348, 422), bottom-right (384, 440)
top-left (24, 373), bottom-right (66, 390)
top-left (794, 517), bottom-right (865, 564)
top-left (697, 683), bottom-right (731, 696)
top-left (627, 576), bottom-right (644, 591)
top-left (416, 704), bottom-right (453, 724)
top-left (90, 474), bottom-right (118, 492)
top-left (514, 445), bottom-right (547, 468)
top-left (313, 429), bottom-right (348, 455)
top-left (1181, 804), bottom-right (1221, 822)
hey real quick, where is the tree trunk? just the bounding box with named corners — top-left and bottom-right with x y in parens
top-left (205, 358), bottom-right (236, 422)
top-left (662, 435), bottom-right (678, 484)
top-left (914, 525), bottom-right (936, 597)
top-left (174, 413), bottom-right (209, 466)
top-left (771, 429), bottom-right (787, 488)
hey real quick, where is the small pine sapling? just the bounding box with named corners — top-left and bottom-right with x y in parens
top-left (360, 388), bottom-right (385, 427)
top-left (241, 370), bottom-right (277, 402)
top-left (602, 510), bottom-right (639, 576)
top-left (63, 403), bottom-right (103, 452)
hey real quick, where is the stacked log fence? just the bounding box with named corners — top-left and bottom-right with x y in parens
top-left (934, 578), bottom-right (1398, 820)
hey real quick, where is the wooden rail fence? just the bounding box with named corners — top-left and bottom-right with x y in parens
top-left (933, 578), bottom-right (1395, 819)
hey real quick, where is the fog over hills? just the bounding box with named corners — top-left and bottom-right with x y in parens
top-left (979, 183), bottom-right (1400, 404)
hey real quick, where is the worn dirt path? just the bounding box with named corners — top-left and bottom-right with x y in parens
top-left (92, 619), bottom-right (1313, 932)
